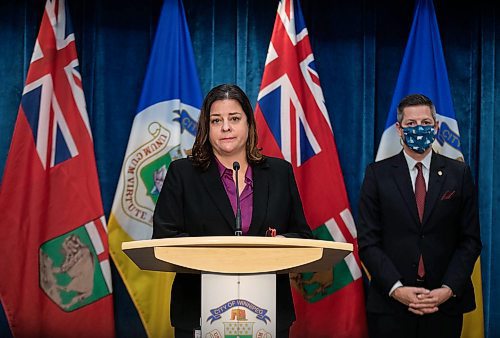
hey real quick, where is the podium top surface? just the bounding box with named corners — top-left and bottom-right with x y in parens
top-left (122, 236), bottom-right (353, 274)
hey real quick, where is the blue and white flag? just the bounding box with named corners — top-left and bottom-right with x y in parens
top-left (376, 0), bottom-right (463, 162)
top-left (108, 0), bottom-right (202, 336)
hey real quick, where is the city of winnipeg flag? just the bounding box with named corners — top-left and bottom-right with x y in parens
top-left (255, 0), bottom-right (368, 337)
top-left (375, 0), bottom-right (484, 337)
top-left (107, 0), bottom-right (202, 337)
top-left (0, 0), bottom-right (115, 336)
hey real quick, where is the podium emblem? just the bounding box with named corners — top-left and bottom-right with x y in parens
top-left (224, 321), bottom-right (254, 338)
top-left (207, 299), bottom-right (271, 324)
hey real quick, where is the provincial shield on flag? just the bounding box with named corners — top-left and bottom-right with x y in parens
top-left (255, 0), bottom-right (368, 337)
top-left (0, 0), bottom-right (115, 336)
top-left (39, 217), bottom-right (112, 312)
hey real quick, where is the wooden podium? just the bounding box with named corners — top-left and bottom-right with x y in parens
top-left (122, 236), bottom-right (352, 337)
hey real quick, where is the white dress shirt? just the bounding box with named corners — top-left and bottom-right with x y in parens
top-left (389, 150), bottom-right (432, 296)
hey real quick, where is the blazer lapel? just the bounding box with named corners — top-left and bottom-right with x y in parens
top-left (247, 160), bottom-right (269, 236)
top-left (422, 152), bottom-right (446, 225)
top-left (392, 152), bottom-right (421, 225)
top-left (200, 160), bottom-right (235, 232)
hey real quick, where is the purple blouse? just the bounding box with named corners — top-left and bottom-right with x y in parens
top-left (216, 158), bottom-right (253, 235)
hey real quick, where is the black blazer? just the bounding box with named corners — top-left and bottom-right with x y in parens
top-left (152, 156), bottom-right (312, 330)
top-left (357, 151), bottom-right (481, 315)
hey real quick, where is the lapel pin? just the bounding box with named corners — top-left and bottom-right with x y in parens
top-left (438, 170), bottom-right (443, 176)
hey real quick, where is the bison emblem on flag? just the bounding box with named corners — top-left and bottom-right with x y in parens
top-left (39, 217), bottom-right (112, 311)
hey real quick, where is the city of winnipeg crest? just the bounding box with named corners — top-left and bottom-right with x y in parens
top-left (39, 218), bottom-right (111, 311)
top-left (120, 122), bottom-right (183, 225)
top-left (205, 300), bottom-right (272, 338)
top-left (117, 100), bottom-right (199, 231)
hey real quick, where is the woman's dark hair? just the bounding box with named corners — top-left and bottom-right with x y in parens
top-left (191, 84), bottom-right (263, 169)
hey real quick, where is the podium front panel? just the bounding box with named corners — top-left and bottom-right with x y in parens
top-left (201, 273), bottom-right (276, 337)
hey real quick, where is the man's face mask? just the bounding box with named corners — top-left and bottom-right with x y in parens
top-left (402, 125), bottom-right (436, 154)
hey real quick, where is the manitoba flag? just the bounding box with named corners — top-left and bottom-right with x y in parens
top-left (255, 0), bottom-right (368, 337)
top-left (0, 1), bottom-right (114, 337)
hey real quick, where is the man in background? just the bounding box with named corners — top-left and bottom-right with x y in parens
top-left (357, 94), bottom-right (482, 338)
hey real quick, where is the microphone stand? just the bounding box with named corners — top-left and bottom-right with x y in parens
top-left (233, 161), bottom-right (242, 236)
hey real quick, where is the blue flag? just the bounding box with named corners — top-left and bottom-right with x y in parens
top-left (137, 0), bottom-right (202, 113)
top-left (376, 0), bottom-right (462, 161)
top-left (108, 0), bottom-right (202, 337)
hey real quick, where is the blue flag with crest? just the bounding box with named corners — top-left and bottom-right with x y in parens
top-left (376, 0), bottom-right (462, 161)
top-left (108, 0), bottom-right (202, 337)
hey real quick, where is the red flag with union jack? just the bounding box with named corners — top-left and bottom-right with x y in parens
top-left (255, 1), bottom-right (368, 337)
top-left (0, 1), bottom-right (115, 336)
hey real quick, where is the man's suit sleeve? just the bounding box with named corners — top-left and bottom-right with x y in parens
top-left (441, 164), bottom-right (482, 296)
top-left (358, 164), bottom-right (402, 295)
top-left (282, 161), bottom-right (313, 239)
top-left (152, 160), bottom-right (189, 238)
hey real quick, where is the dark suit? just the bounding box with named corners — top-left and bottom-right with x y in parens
top-left (152, 156), bottom-right (312, 331)
top-left (357, 151), bottom-right (481, 337)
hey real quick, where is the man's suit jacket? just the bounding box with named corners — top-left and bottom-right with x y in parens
top-left (357, 151), bottom-right (482, 315)
top-left (153, 156), bottom-right (312, 330)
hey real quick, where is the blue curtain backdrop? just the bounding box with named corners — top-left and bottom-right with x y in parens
top-left (0, 0), bottom-right (498, 337)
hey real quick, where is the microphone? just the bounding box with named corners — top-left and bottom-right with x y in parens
top-left (233, 161), bottom-right (242, 236)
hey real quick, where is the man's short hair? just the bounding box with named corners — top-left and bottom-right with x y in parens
top-left (397, 94), bottom-right (437, 123)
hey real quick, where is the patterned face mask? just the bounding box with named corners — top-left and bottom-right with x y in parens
top-left (402, 125), bottom-right (436, 154)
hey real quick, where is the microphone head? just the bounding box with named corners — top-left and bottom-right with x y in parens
top-left (233, 161), bottom-right (240, 171)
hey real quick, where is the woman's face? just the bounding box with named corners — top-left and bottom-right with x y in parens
top-left (208, 99), bottom-right (249, 159)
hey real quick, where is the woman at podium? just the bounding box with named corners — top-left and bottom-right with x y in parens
top-left (153, 84), bottom-right (313, 338)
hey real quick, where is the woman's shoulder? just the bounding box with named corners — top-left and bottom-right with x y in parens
top-left (169, 157), bottom-right (196, 172)
top-left (256, 156), bottom-right (292, 171)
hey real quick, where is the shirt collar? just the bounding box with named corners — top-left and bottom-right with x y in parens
top-left (403, 149), bottom-right (432, 171)
top-left (215, 157), bottom-right (253, 185)
top-left (215, 156), bottom-right (232, 178)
